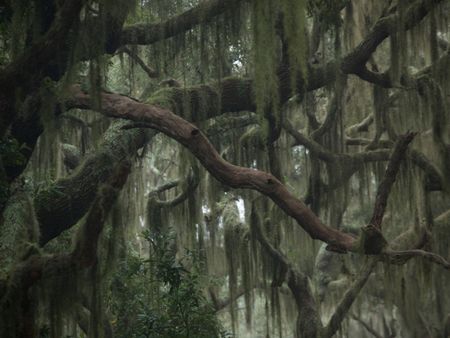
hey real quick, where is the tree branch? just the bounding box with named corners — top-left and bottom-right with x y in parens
top-left (250, 204), bottom-right (323, 337)
top-left (68, 86), bottom-right (357, 252)
top-left (384, 248), bottom-right (450, 270)
top-left (35, 121), bottom-right (153, 245)
top-left (120, 0), bottom-right (245, 46)
top-left (149, 166), bottom-right (199, 208)
top-left (351, 314), bottom-right (388, 338)
top-left (369, 132), bottom-right (416, 230)
top-left (119, 46), bottom-right (159, 78)
top-left (340, 0), bottom-right (445, 85)
top-left (1, 161), bottom-right (130, 307)
top-left (324, 259), bottom-right (379, 337)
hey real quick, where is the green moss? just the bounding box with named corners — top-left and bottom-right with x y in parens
top-left (280, 0), bottom-right (308, 92)
top-left (147, 83), bottom-right (220, 123)
top-left (251, 0), bottom-right (279, 122)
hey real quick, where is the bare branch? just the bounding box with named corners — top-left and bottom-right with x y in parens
top-left (119, 46), bottom-right (159, 78)
top-left (67, 86), bottom-right (357, 252)
top-left (384, 249), bottom-right (450, 270)
top-left (149, 166), bottom-right (200, 208)
top-left (369, 132), bottom-right (416, 230)
top-left (346, 114), bottom-right (374, 135)
top-left (324, 259), bottom-right (379, 338)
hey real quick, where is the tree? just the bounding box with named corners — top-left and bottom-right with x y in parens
top-left (0, 0), bottom-right (449, 337)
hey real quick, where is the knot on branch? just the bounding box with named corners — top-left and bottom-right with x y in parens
top-left (359, 224), bottom-right (388, 255)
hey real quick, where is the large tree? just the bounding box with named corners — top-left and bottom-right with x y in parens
top-left (0, 0), bottom-right (449, 337)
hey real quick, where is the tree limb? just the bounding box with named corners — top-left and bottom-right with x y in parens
top-left (119, 46), bottom-right (159, 78)
top-left (120, 0), bottom-right (245, 45)
top-left (35, 121), bottom-right (153, 245)
top-left (0, 161), bottom-right (131, 336)
top-left (384, 249), bottom-right (450, 270)
top-left (324, 259), bottom-right (379, 337)
top-left (67, 86), bottom-right (357, 252)
top-left (369, 132), bottom-right (416, 230)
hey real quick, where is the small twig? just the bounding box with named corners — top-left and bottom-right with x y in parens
top-left (148, 166), bottom-right (200, 208)
top-left (346, 114), bottom-right (374, 135)
top-left (384, 249), bottom-right (450, 270)
top-left (148, 180), bottom-right (180, 196)
top-left (120, 46), bottom-right (159, 78)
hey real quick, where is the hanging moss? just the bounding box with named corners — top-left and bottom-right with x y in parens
top-left (280, 0), bottom-right (308, 93)
top-left (251, 0), bottom-right (279, 132)
top-left (223, 200), bottom-right (243, 334)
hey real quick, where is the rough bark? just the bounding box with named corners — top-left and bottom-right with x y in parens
top-left (35, 121), bottom-right (152, 245)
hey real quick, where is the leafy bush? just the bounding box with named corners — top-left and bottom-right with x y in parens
top-left (108, 230), bottom-right (228, 338)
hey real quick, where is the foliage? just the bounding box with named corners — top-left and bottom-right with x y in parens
top-left (0, 137), bottom-right (27, 169)
top-left (108, 230), bottom-right (227, 338)
top-left (0, 0), bottom-right (450, 337)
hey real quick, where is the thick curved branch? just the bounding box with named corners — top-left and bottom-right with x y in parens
top-left (66, 87), bottom-right (447, 259)
top-left (68, 86), bottom-right (357, 252)
top-left (36, 121), bottom-right (153, 245)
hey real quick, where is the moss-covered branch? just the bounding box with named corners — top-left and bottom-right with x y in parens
top-left (340, 0), bottom-right (445, 87)
top-left (120, 0), bottom-right (245, 46)
top-left (35, 121), bottom-right (153, 245)
top-left (384, 248), bottom-right (450, 270)
top-left (0, 161), bottom-right (130, 337)
top-left (284, 119), bottom-right (444, 191)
